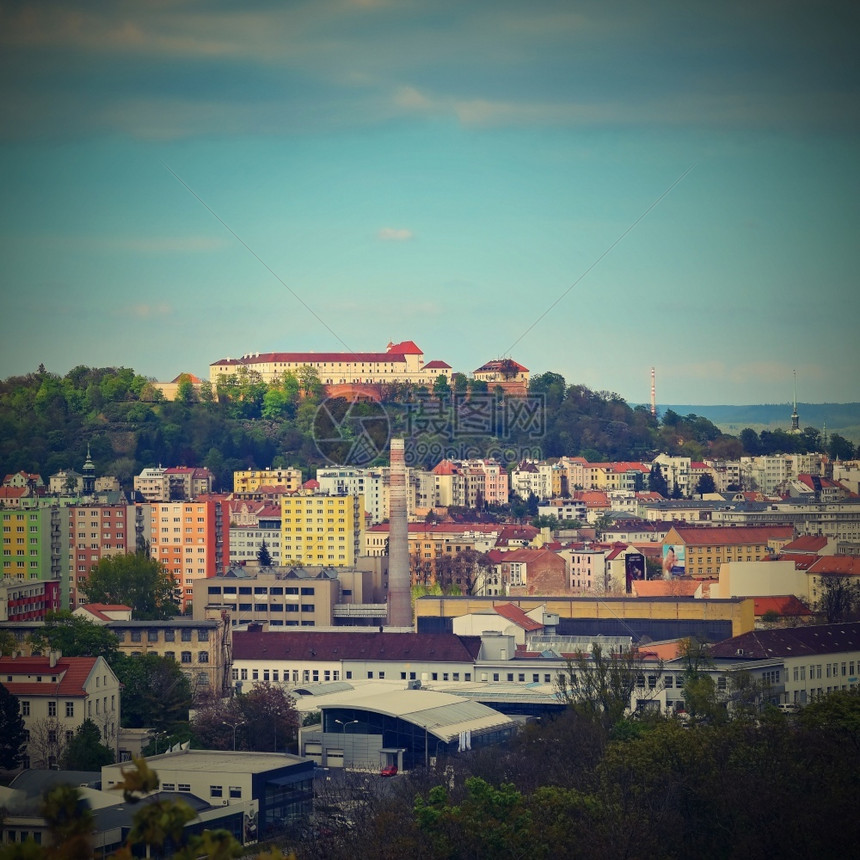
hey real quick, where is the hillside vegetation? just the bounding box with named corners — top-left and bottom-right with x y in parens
top-left (0, 366), bottom-right (854, 491)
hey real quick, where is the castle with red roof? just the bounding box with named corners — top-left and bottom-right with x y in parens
top-left (210, 340), bottom-right (454, 394)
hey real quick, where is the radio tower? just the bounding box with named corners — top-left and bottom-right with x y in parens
top-left (650, 367), bottom-right (657, 417)
top-left (790, 370), bottom-right (800, 433)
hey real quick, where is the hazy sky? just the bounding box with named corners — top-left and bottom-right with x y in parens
top-left (1, 0), bottom-right (858, 405)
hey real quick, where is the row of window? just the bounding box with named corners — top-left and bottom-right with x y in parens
top-left (792, 661), bottom-right (856, 681)
top-left (116, 628), bottom-right (209, 642)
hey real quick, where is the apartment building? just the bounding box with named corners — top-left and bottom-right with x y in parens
top-left (0, 578), bottom-right (61, 622)
top-left (0, 653), bottom-right (121, 768)
top-left (148, 501), bottom-right (230, 610)
top-left (67, 504), bottom-right (142, 608)
top-left (663, 525), bottom-right (795, 578)
top-left (134, 467), bottom-right (214, 502)
top-left (228, 501), bottom-right (283, 566)
top-left (280, 494), bottom-right (363, 567)
top-left (1, 507), bottom-right (69, 606)
top-left (233, 467), bottom-right (303, 495)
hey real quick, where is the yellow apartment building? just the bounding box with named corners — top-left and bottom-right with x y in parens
top-left (280, 495), bottom-right (364, 567)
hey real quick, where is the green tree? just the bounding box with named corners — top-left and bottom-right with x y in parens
top-left (240, 682), bottom-right (299, 753)
top-left (60, 718), bottom-right (115, 770)
top-left (555, 643), bottom-right (658, 731)
top-left (84, 552), bottom-right (180, 620)
top-left (679, 637), bottom-right (725, 725)
top-left (257, 539), bottom-right (273, 567)
top-left (648, 463), bottom-right (668, 496)
top-left (28, 611), bottom-right (119, 660)
top-left (40, 784), bottom-right (94, 860)
top-left (0, 629), bottom-right (17, 656)
top-left (414, 777), bottom-right (533, 860)
top-left (817, 573), bottom-right (860, 623)
top-left (695, 473), bottom-right (716, 495)
top-left (0, 683), bottom-right (26, 769)
top-left (112, 653), bottom-right (192, 731)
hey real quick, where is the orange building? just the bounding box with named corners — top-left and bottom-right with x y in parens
top-left (148, 500), bottom-right (230, 610)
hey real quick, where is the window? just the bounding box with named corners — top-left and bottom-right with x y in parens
top-left (229, 786), bottom-right (242, 798)
top-left (181, 651), bottom-right (192, 664)
top-left (198, 652), bottom-right (209, 663)
top-left (181, 629), bottom-right (192, 642)
top-left (48, 701), bottom-right (57, 717)
top-left (21, 701), bottom-right (29, 716)
top-left (131, 630), bottom-right (142, 643)
top-left (210, 786), bottom-right (223, 798)
top-left (165, 630), bottom-right (175, 642)
top-left (178, 783), bottom-right (191, 792)
top-left (147, 630), bottom-right (159, 642)
top-left (65, 701), bottom-right (74, 717)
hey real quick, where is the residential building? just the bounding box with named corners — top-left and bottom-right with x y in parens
top-left (66, 504), bottom-right (141, 608)
top-left (228, 501), bottom-right (283, 567)
top-left (482, 548), bottom-right (568, 596)
top-left (134, 467), bottom-right (214, 502)
top-left (280, 494), bottom-right (363, 567)
top-left (1, 507), bottom-right (69, 606)
top-left (148, 500), bottom-right (230, 611)
top-left (652, 454), bottom-right (692, 497)
top-left (0, 653), bottom-right (121, 768)
top-left (233, 468), bottom-right (303, 495)
top-left (510, 460), bottom-right (554, 500)
top-left (0, 578), bottom-right (61, 623)
top-left (662, 525), bottom-right (795, 578)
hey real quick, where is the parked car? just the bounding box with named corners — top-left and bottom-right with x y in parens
top-left (380, 764), bottom-right (398, 777)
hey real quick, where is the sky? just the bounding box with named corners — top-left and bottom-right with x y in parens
top-left (1, 0), bottom-right (858, 406)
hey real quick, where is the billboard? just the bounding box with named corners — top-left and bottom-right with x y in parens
top-left (625, 553), bottom-right (645, 593)
top-left (662, 544), bottom-right (685, 579)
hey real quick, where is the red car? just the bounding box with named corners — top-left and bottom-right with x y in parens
top-left (380, 764), bottom-right (398, 777)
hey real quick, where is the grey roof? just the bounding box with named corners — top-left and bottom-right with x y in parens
top-left (709, 621), bottom-right (860, 660)
top-left (316, 687), bottom-right (514, 743)
top-left (293, 680), bottom-right (355, 696)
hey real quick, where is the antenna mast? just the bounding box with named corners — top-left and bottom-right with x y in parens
top-left (650, 367), bottom-right (656, 417)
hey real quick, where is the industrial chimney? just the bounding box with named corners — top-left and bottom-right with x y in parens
top-left (387, 438), bottom-right (412, 628)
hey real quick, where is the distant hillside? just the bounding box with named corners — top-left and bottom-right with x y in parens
top-left (661, 403), bottom-right (860, 443)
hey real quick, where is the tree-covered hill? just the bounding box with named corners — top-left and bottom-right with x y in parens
top-left (0, 366), bottom-right (853, 492)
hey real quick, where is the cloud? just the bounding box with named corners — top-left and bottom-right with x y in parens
top-left (377, 227), bottom-right (414, 242)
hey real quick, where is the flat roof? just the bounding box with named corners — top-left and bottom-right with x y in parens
top-left (109, 749), bottom-right (308, 774)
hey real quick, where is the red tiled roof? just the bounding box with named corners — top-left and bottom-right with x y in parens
top-left (169, 373), bottom-right (204, 384)
top-left (423, 360), bottom-right (451, 369)
top-left (474, 359), bottom-right (529, 374)
top-left (232, 631), bottom-right (481, 662)
top-left (386, 340), bottom-right (423, 355)
top-left (495, 547), bottom-right (563, 565)
top-left (782, 535), bottom-right (830, 553)
top-left (668, 526), bottom-right (793, 546)
top-left (0, 656), bottom-right (98, 697)
top-left (0, 487), bottom-right (28, 499)
top-left (494, 603), bottom-right (543, 631)
top-left (808, 556), bottom-right (860, 576)
top-left (431, 460), bottom-right (459, 476)
top-left (753, 596), bottom-right (813, 617)
top-left (212, 352), bottom-right (408, 366)
top-left (302, 479), bottom-right (320, 489)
